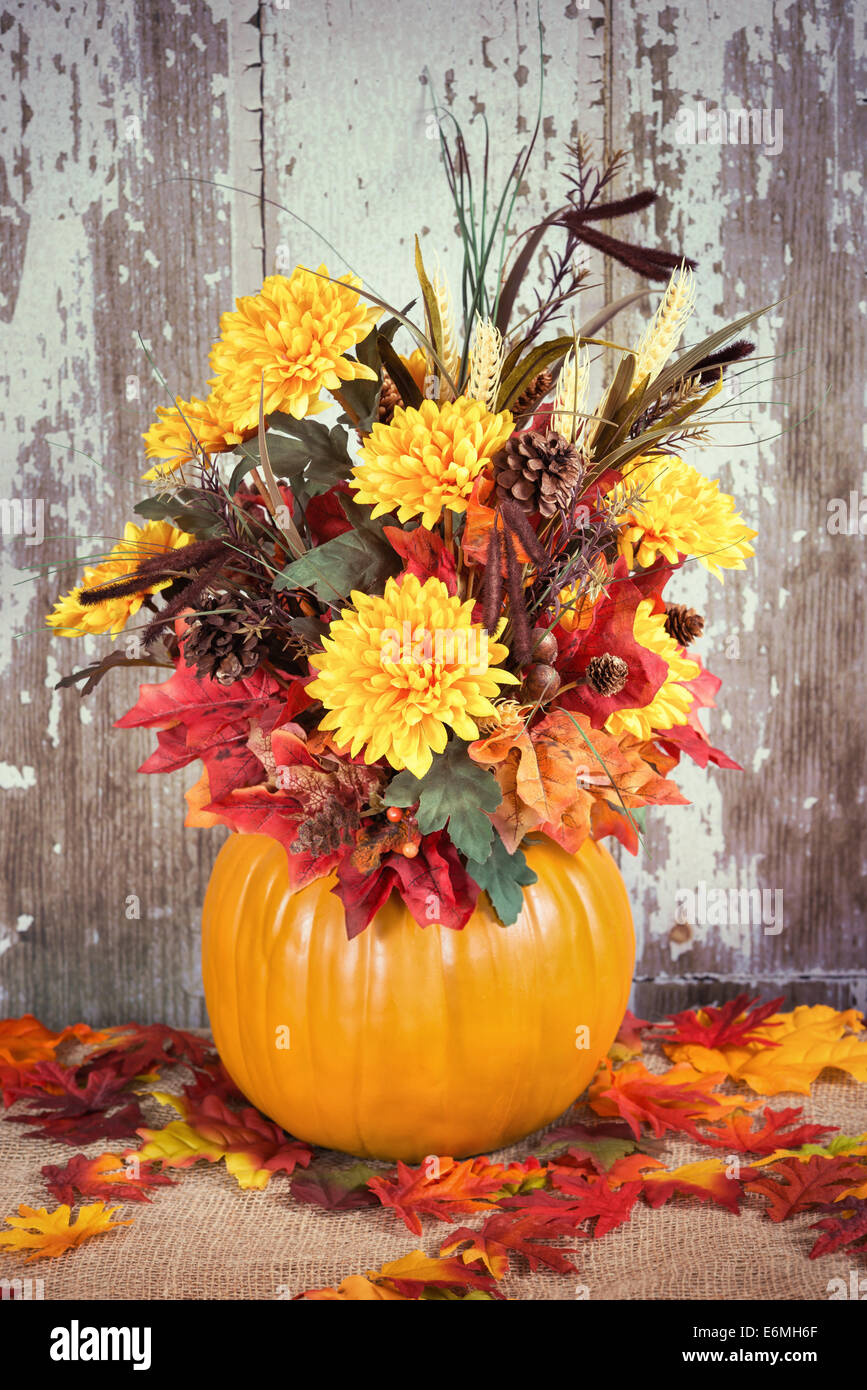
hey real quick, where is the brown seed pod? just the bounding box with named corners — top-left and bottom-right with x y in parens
top-left (521, 662), bottom-right (561, 705)
top-left (531, 627), bottom-right (558, 664)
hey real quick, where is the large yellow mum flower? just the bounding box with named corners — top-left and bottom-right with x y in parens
top-left (210, 266), bottom-right (381, 429)
top-left (307, 573), bottom-right (519, 778)
top-left (351, 396), bottom-right (513, 530)
top-left (610, 454), bottom-right (756, 580)
top-left (141, 378), bottom-right (253, 480)
top-left (605, 599), bottom-right (700, 741)
top-left (46, 521), bottom-right (192, 638)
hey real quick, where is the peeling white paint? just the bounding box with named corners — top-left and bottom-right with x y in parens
top-left (0, 763), bottom-right (37, 790)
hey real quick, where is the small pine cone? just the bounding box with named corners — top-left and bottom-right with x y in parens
top-left (184, 597), bottom-right (267, 685)
top-left (511, 369), bottom-right (554, 420)
top-left (665, 603), bottom-right (704, 646)
top-left (377, 370), bottom-right (402, 425)
top-left (586, 652), bottom-right (628, 697)
top-left (493, 428), bottom-right (585, 518)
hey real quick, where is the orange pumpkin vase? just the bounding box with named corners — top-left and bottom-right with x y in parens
top-left (202, 830), bottom-right (634, 1161)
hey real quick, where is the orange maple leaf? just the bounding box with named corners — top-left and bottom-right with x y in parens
top-left (663, 1005), bottom-right (867, 1096)
top-left (588, 1059), bottom-right (757, 1140)
top-left (0, 1015), bottom-right (107, 1073)
top-left (368, 1156), bottom-right (532, 1236)
top-left (0, 1202), bottom-right (131, 1261)
top-left (302, 1249), bottom-right (498, 1299)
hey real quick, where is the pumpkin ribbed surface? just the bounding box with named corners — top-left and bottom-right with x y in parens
top-left (202, 832), bottom-right (634, 1161)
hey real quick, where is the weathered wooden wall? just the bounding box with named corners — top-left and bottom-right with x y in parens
top-left (0, 0), bottom-right (863, 1027)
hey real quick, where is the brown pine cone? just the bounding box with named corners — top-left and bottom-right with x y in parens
top-left (586, 653), bottom-right (628, 697)
top-left (664, 604), bottom-right (704, 646)
top-left (493, 428), bottom-right (584, 517)
top-left (511, 369), bottom-right (554, 421)
top-left (184, 598), bottom-right (267, 685)
top-left (377, 370), bottom-right (402, 425)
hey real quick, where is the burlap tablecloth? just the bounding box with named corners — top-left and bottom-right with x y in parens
top-left (2, 1033), bottom-right (865, 1301)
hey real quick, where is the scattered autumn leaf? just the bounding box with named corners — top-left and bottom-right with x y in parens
top-left (663, 1005), bottom-right (867, 1096)
top-left (0, 1202), bottom-right (131, 1261)
top-left (588, 1059), bottom-right (756, 1140)
top-left (368, 1156), bottom-right (532, 1236)
top-left (290, 1162), bottom-right (383, 1211)
top-left (696, 1106), bottom-right (838, 1155)
top-left (809, 1198), bottom-right (867, 1259)
top-left (654, 994), bottom-right (784, 1049)
top-left (745, 1155), bottom-right (867, 1222)
top-left (41, 1152), bottom-right (176, 1206)
top-left (134, 1091), bottom-right (311, 1190)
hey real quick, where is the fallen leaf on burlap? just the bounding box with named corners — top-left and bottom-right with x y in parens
top-left (631, 1159), bottom-right (747, 1215)
top-left (133, 1091), bottom-right (311, 1190)
top-left (745, 1155), bottom-right (867, 1222)
top-left (536, 1120), bottom-right (640, 1171)
top-left (654, 994), bottom-right (784, 1049)
top-left (695, 1105), bottom-right (839, 1155)
top-left (290, 1162), bottom-right (383, 1211)
top-left (441, 1203), bottom-right (589, 1276)
top-left (368, 1156), bottom-right (533, 1236)
top-left (41, 1152), bottom-right (176, 1206)
top-left (662, 1005), bottom-right (867, 1095)
top-left (87, 1022), bottom-right (216, 1079)
top-left (609, 1009), bottom-right (651, 1062)
top-left (301, 1249), bottom-right (499, 1300)
top-left (4, 1062), bottom-right (148, 1145)
top-left (588, 1059), bottom-right (757, 1140)
top-left (542, 1172), bottom-right (645, 1235)
top-left (809, 1198), bottom-right (867, 1258)
top-left (748, 1132), bottom-right (867, 1171)
top-left (0, 1202), bottom-right (131, 1261)
top-left (0, 1015), bottom-right (109, 1098)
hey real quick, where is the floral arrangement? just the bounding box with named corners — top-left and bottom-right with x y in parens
top-left (48, 136), bottom-right (761, 938)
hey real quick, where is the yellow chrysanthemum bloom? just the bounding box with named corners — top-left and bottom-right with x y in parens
top-left (307, 573), bottom-right (519, 778)
top-left (610, 455), bottom-right (756, 580)
top-left (401, 348), bottom-right (429, 395)
top-left (46, 521), bottom-right (192, 638)
top-left (350, 396), bottom-right (514, 530)
top-left (605, 599), bottom-right (700, 741)
top-left (210, 265), bottom-right (381, 429)
top-left (141, 379), bottom-right (253, 480)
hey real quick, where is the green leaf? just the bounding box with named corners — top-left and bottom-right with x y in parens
top-left (273, 495), bottom-right (399, 603)
top-left (384, 739), bottom-right (501, 864)
top-left (465, 836), bottom-right (538, 926)
top-left (229, 420), bottom-right (353, 496)
top-left (495, 335), bottom-right (575, 412)
top-left (133, 492), bottom-right (223, 537)
top-left (376, 334), bottom-right (424, 409)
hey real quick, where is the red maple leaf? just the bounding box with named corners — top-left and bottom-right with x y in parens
top-left (556, 561), bottom-right (668, 729)
top-left (291, 1162), bottom-right (384, 1211)
top-left (4, 1061), bottom-right (148, 1144)
top-left (383, 525), bottom-right (458, 594)
top-left (696, 1106), bottom-right (838, 1155)
top-left (87, 1023), bottom-right (216, 1079)
top-left (545, 1172), bottom-right (644, 1235)
top-left (746, 1155), bottom-right (867, 1222)
top-left (809, 1198), bottom-right (867, 1258)
top-left (333, 831), bottom-right (478, 939)
top-left (441, 1204), bottom-right (586, 1276)
top-left (654, 994), bottom-right (784, 1049)
top-left (588, 1059), bottom-right (751, 1141)
top-left (655, 662), bottom-right (741, 771)
top-left (41, 1151), bottom-right (176, 1205)
top-left (368, 1157), bottom-right (531, 1237)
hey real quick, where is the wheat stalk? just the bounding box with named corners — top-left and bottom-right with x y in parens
top-left (466, 315), bottom-right (505, 410)
top-left (634, 264), bottom-right (696, 385)
top-left (433, 259), bottom-right (461, 399)
top-left (552, 343), bottom-right (590, 442)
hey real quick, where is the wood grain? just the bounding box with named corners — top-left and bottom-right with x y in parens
top-left (0, 0), bottom-right (862, 1027)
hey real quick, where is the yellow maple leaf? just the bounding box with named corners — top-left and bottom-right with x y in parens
top-left (0, 1203), bottom-right (131, 1261)
top-left (663, 1005), bottom-right (867, 1096)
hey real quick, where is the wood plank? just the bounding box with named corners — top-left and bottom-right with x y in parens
top-left (0, 0), bottom-right (257, 1027)
top-left (606, 0), bottom-right (866, 1014)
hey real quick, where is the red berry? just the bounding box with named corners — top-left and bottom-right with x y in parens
top-left (386, 806), bottom-right (403, 824)
top-left (401, 842), bottom-right (420, 859)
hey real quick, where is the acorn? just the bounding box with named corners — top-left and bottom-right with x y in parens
top-left (522, 662), bottom-right (561, 705)
top-left (531, 627), bottom-right (558, 663)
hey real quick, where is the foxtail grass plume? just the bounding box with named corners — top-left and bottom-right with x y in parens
top-left (466, 316), bottom-right (505, 411)
top-left (552, 344), bottom-right (591, 442)
top-left (634, 264), bottom-right (696, 386)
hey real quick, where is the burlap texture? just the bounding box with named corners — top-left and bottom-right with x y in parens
top-left (1, 1034), bottom-right (865, 1301)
